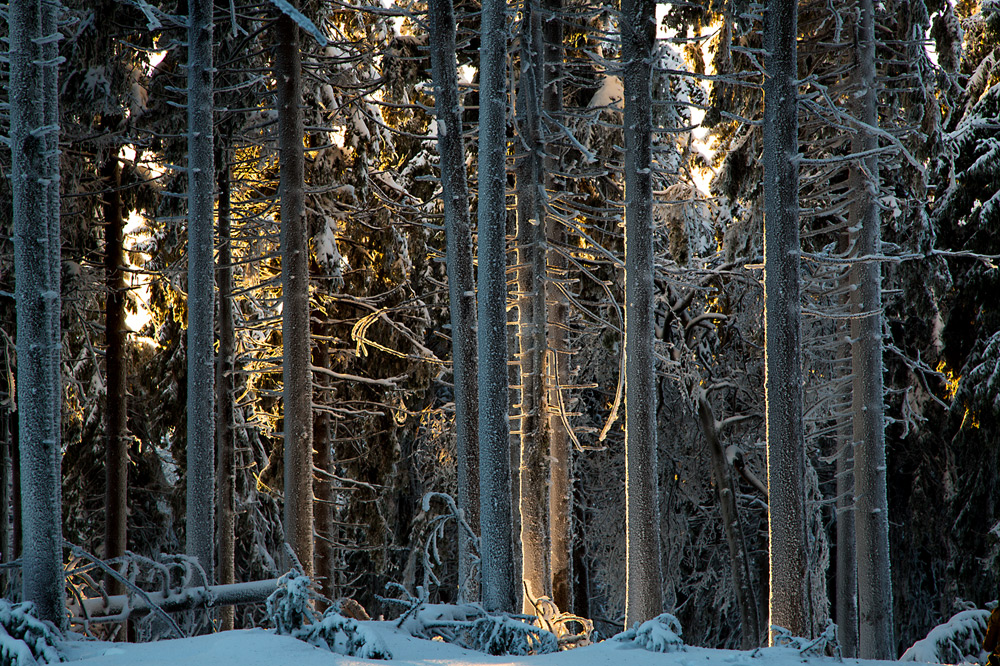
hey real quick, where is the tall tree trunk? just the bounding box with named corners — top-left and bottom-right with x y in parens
top-left (186, 0), bottom-right (217, 584)
top-left (102, 155), bottom-right (128, 597)
top-left (276, 6), bottom-right (315, 577)
top-left (542, 0), bottom-right (572, 613)
top-left (762, 0), bottom-right (808, 641)
top-left (850, 0), bottom-right (894, 657)
top-left (515, 0), bottom-right (551, 613)
top-left (427, 0), bottom-right (480, 601)
top-left (621, 0), bottom-right (662, 628)
top-left (477, 0), bottom-right (516, 614)
top-left (216, 146), bottom-right (236, 630)
top-left (11, 0), bottom-right (66, 626)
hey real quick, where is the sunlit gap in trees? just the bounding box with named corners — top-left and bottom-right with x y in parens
top-left (656, 5), bottom-right (717, 196)
top-left (119, 144), bottom-right (159, 344)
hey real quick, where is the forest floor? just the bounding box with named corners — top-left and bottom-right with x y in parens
top-left (60, 621), bottom-right (931, 666)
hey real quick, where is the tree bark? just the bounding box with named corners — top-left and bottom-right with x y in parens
top-left (11, 0), bottom-right (66, 627)
top-left (186, 0), bottom-right (217, 584)
top-left (515, 0), bottom-right (551, 613)
top-left (216, 146), bottom-right (236, 630)
top-left (477, 0), bottom-right (517, 614)
top-left (762, 0), bottom-right (808, 641)
top-left (542, 0), bottom-right (572, 614)
top-left (102, 155), bottom-right (128, 598)
top-left (850, 0), bottom-right (894, 657)
top-left (276, 6), bottom-right (315, 577)
top-left (427, 0), bottom-right (480, 602)
top-left (621, 0), bottom-right (663, 628)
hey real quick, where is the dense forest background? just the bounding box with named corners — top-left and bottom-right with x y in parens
top-left (1, 0), bottom-right (999, 657)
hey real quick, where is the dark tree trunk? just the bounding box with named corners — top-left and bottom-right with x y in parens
top-left (276, 5), bottom-right (315, 576)
top-left (216, 147), bottom-right (236, 630)
top-left (102, 156), bottom-right (128, 597)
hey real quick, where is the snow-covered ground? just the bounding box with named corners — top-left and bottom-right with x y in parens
top-left (60, 621), bottom-right (933, 666)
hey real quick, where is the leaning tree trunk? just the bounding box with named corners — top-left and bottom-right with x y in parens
top-left (697, 394), bottom-right (761, 648)
top-left (477, 0), bottom-right (517, 614)
top-left (515, 0), bottom-right (551, 613)
top-left (11, 0), bottom-right (66, 627)
top-left (762, 0), bottom-right (808, 642)
top-left (850, 0), bottom-right (894, 658)
top-left (276, 5), bottom-right (315, 577)
top-left (216, 145), bottom-right (237, 631)
top-left (621, 0), bottom-right (663, 628)
top-left (186, 0), bottom-right (216, 584)
top-left (427, 0), bottom-right (480, 601)
top-left (102, 155), bottom-right (128, 598)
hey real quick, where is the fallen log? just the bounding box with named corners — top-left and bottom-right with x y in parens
top-left (67, 578), bottom-right (281, 626)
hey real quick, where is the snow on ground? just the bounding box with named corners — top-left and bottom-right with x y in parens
top-left (60, 621), bottom-right (929, 666)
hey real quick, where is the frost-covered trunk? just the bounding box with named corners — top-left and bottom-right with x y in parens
top-left (186, 0), bottom-right (216, 584)
top-left (542, 0), bottom-right (572, 614)
top-left (762, 0), bottom-right (808, 642)
top-left (515, 0), bottom-right (551, 613)
top-left (621, 0), bottom-right (663, 628)
top-left (477, 0), bottom-right (517, 614)
top-left (849, 0), bottom-right (894, 657)
top-left (276, 7), bottom-right (314, 577)
top-left (11, 0), bottom-right (66, 626)
top-left (427, 0), bottom-right (480, 601)
top-left (102, 155), bottom-right (128, 596)
top-left (835, 413), bottom-right (857, 657)
top-left (216, 148), bottom-right (236, 631)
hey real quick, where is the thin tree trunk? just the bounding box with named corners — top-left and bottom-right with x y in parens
top-left (515, 0), bottom-right (551, 613)
top-left (477, 0), bottom-right (516, 614)
top-left (542, 0), bottom-right (572, 613)
top-left (102, 156), bottom-right (128, 598)
top-left (276, 6), bottom-right (315, 577)
top-left (762, 0), bottom-right (808, 641)
top-left (186, 0), bottom-right (217, 584)
top-left (621, 0), bottom-right (663, 628)
top-left (313, 333), bottom-right (334, 602)
top-left (850, 0), bottom-right (894, 657)
top-left (11, 0), bottom-right (66, 626)
top-left (216, 147), bottom-right (236, 631)
top-left (697, 394), bottom-right (760, 648)
top-left (427, 0), bottom-right (480, 601)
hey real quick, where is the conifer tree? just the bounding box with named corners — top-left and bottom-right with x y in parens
top-left (762, 0), bottom-right (808, 641)
top-left (10, 0), bottom-right (66, 627)
top-left (621, 0), bottom-right (663, 628)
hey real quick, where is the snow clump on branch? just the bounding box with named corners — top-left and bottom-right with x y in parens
top-left (0, 600), bottom-right (62, 665)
